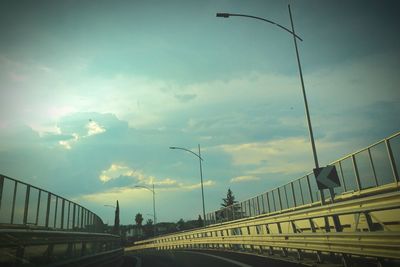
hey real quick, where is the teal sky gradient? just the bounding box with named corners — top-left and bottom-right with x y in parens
top-left (0, 0), bottom-right (399, 224)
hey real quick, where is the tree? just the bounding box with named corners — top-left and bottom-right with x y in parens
top-left (197, 215), bottom-right (203, 227)
top-left (143, 218), bottom-right (154, 237)
top-left (135, 213), bottom-right (143, 226)
top-left (176, 218), bottom-right (185, 230)
top-left (220, 188), bottom-right (241, 221)
top-left (221, 188), bottom-right (237, 207)
top-left (113, 200), bottom-right (120, 235)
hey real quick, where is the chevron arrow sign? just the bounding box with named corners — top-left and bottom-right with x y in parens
top-left (313, 165), bottom-right (341, 190)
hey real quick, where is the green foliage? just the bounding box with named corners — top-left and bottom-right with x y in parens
top-left (221, 188), bottom-right (237, 207)
top-left (113, 200), bottom-right (120, 234)
top-left (135, 213), bottom-right (143, 226)
top-left (177, 218), bottom-right (185, 230)
top-left (197, 214), bottom-right (203, 227)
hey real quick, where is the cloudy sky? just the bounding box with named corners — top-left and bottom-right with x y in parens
top-left (0, 0), bottom-right (399, 224)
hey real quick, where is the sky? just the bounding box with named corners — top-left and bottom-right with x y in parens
top-left (0, 0), bottom-right (399, 225)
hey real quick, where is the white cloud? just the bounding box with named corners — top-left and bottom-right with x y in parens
top-left (97, 163), bottom-right (216, 191)
top-left (86, 120), bottom-right (106, 136)
top-left (230, 175), bottom-right (260, 183)
top-left (218, 137), bottom-right (345, 176)
top-left (56, 119), bottom-right (106, 150)
top-left (77, 179), bottom-right (216, 204)
top-left (58, 133), bottom-right (79, 150)
top-left (99, 164), bottom-right (133, 182)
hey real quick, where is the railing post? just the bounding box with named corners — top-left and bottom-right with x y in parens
top-left (385, 139), bottom-right (399, 182)
top-left (11, 180), bottom-right (17, 224)
top-left (72, 204), bottom-right (76, 230)
top-left (291, 182), bottom-right (297, 207)
top-left (23, 185), bottom-right (31, 225)
top-left (338, 161), bottom-right (347, 192)
top-left (367, 148), bottom-right (379, 186)
top-left (61, 199), bottom-right (65, 229)
top-left (306, 175), bottom-right (314, 203)
top-left (67, 202), bottom-right (71, 229)
top-left (284, 186), bottom-right (289, 208)
top-left (277, 189), bottom-right (283, 211)
top-left (351, 155), bottom-right (362, 191)
top-left (45, 193), bottom-right (51, 228)
top-left (36, 190), bottom-right (41, 226)
top-left (0, 175), bottom-right (4, 210)
top-left (54, 196), bottom-right (58, 228)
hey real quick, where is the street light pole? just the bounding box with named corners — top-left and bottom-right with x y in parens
top-left (287, 5), bottom-right (319, 170)
top-left (216, 5), bottom-right (324, 200)
top-left (198, 144), bottom-right (206, 227)
top-left (133, 184), bottom-right (156, 235)
top-left (170, 145), bottom-right (206, 226)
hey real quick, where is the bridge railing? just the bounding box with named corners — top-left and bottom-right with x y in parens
top-left (0, 174), bottom-right (104, 232)
top-left (206, 131), bottom-right (400, 225)
top-left (0, 175), bottom-right (125, 266)
top-left (129, 188), bottom-right (400, 264)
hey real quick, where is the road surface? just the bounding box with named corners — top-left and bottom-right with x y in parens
top-left (122, 250), bottom-right (305, 267)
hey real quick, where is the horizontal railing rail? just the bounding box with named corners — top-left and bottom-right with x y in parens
top-left (0, 174), bottom-right (104, 232)
top-left (205, 131), bottom-right (400, 225)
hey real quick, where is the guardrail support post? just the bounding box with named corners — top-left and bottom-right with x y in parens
top-left (309, 218), bottom-right (316, 232)
top-left (316, 251), bottom-right (323, 263)
top-left (332, 215), bottom-right (342, 232)
top-left (16, 246), bottom-right (24, 264)
top-left (342, 254), bottom-right (351, 267)
top-left (296, 249), bottom-right (303, 260)
top-left (324, 216), bottom-right (331, 232)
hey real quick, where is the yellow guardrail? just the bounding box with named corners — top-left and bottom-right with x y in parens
top-left (126, 188), bottom-right (400, 261)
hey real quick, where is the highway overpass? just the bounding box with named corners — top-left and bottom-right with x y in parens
top-left (1, 131), bottom-right (399, 266)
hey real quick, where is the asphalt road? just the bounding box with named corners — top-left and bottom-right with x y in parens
top-left (123, 250), bottom-right (305, 267)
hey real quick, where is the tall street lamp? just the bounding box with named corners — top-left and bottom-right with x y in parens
top-left (133, 184), bottom-right (156, 235)
top-left (217, 5), bottom-right (326, 201)
top-left (170, 144), bottom-right (206, 226)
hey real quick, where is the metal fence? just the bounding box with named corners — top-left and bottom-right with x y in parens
top-left (0, 174), bottom-right (104, 232)
top-left (206, 131), bottom-right (400, 225)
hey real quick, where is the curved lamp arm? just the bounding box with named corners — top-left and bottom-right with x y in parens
top-left (134, 185), bottom-right (155, 194)
top-left (216, 13), bottom-right (303, 41)
top-left (169, 146), bottom-right (204, 161)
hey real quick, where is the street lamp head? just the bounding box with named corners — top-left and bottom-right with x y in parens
top-left (216, 12), bottom-right (230, 18)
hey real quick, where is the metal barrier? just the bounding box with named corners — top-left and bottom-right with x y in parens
top-left (206, 131), bottom-right (400, 225)
top-left (0, 174), bottom-right (104, 232)
top-left (0, 229), bottom-right (123, 266)
top-left (127, 131), bottom-right (400, 265)
top-left (128, 189), bottom-right (400, 264)
top-left (0, 175), bottom-right (123, 265)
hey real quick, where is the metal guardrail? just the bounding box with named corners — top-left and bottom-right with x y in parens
top-left (0, 229), bottom-right (123, 266)
top-left (127, 131), bottom-right (400, 265)
top-left (128, 189), bottom-right (400, 265)
top-left (0, 174), bottom-right (104, 232)
top-left (0, 175), bottom-right (123, 266)
top-left (206, 131), bottom-right (400, 225)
